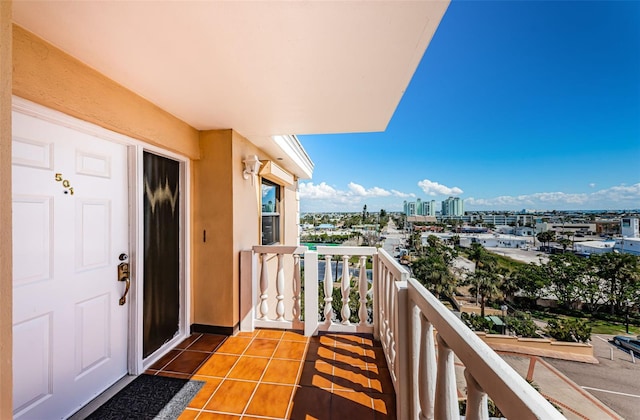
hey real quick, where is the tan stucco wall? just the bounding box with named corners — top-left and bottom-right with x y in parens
top-left (193, 129), bottom-right (301, 329)
top-left (193, 130), bottom-right (236, 327)
top-left (232, 133), bottom-right (300, 324)
top-left (231, 132), bottom-right (262, 326)
top-left (12, 25), bottom-right (200, 159)
top-left (283, 180), bottom-right (299, 246)
top-left (0, 2), bottom-right (12, 417)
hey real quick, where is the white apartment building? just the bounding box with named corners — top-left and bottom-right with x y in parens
top-left (441, 196), bottom-right (464, 216)
top-left (404, 198), bottom-right (436, 216)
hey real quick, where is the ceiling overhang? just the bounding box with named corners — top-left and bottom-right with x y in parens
top-left (13, 0), bottom-right (449, 179)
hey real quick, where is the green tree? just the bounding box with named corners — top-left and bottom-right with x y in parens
top-left (592, 253), bottom-right (640, 314)
top-left (467, 268), bottom-right (501, 317)
top-left (557, 238), bottom-right (572, 253)
top-left (498, 268), bottom-right (520, 303)
top-left (576, 258), bottom-right (606, 313)
top-left (512, 263), bottom-right (549, 303)
top-left (543, 253), bottom-right (582, 309)
top-left (468, 243), bottom-right (488, 271)
top-left (536, 231), bottom-right (556, 250)
top-left (411, 236), bottom-right (457, 299)
top-left (409, 232), bottom-right (424, 255)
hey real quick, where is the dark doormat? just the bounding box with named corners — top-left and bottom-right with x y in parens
top-left (86, 374), bottom-right (204, 420)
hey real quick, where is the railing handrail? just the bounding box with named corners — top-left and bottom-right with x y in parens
top-left (407, 276), bottom-right (565, 419)
top-left (252, 245), bottom-right (307, 255)
top-left (376, 248), bottom-right (409, 282)
top-left (315, 245), bottom-right (378, 256)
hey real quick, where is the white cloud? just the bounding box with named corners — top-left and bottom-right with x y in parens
top-left (417, 179), bottom-right (463, 196)
top-left (300, 181), bottom-right (640, 212)
top-left (348, 182), bottom-right (391, 197)
top-left (465, 183), bottom-right (640, 210)
top-left (391, 189), bottom-right (416, 198)
top-left (298, 182), bottom-right (339, 199)
top-left (589, 183), bottom-right (596, 188)
top-left (299, 181), bottom-right (414, 211)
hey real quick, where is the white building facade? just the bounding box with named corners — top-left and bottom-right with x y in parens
top-left (441, 196), bottom-right (464, 217)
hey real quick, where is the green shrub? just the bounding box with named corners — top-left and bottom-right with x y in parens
top-left (506, 312), bottom-right (540, 338)
top-left (546, 318), bottom-right (591, 343)
top-left (461, 312), bottom-right (500, 334)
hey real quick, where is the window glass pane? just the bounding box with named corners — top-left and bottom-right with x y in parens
top-left (261, 180), bottom-right (280, 244)
top-left (262, 182), bottom-right (278, 214)
top-left (262, 215), bottom-right (280, 245)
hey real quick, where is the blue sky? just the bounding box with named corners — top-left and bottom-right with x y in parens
top-left (297, 0), bottom-right (640, 213)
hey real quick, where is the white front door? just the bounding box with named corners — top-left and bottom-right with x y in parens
top-left (12, 110), bottom-right (130, 419)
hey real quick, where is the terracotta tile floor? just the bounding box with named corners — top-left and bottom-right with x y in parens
top-left (145, 330), bottom-right (396, 419)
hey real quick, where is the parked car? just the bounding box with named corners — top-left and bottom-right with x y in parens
top-left (612, 335), bottom-right (640, 355)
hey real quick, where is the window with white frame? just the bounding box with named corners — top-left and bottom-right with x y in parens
top-left (261, 179), bottom-right (281, 245)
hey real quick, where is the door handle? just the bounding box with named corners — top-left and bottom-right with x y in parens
top-left (118, 262), bottom-right (130, 305)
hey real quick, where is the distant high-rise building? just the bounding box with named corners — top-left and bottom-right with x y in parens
top-left (441, 196), bottom-right (464, 217)
top-left (405, 199), bottom-right (436, 216)
top-left (403, 200), bottom-right (417, 216)
top-left (424, 199), bottom-right (436, 216)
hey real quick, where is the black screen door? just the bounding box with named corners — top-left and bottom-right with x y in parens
top-left (143, 152), bottom-right (180, 358)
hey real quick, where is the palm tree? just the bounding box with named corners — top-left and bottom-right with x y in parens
top-left (468, 269), bottom-right (501, 317)
top-left (466, 243), bottom-right (498, 305)
top-left (352, 230), bottom-right (362, 245)
top-left (412, 254), bottom-right (456, 299)
top-left (411, 236), bottom-right (457, 299)
top-left (557, 238), bottom-right (572, 253)
top-left (498, 268), bottom-right (519, 303)
top-left (468, 243), bottom-right (486, 271)
top-left (536, 231), bottom-right (556, 251)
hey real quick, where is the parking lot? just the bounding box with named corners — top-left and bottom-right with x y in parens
top-left (544, 334), bottom-right (640, 420)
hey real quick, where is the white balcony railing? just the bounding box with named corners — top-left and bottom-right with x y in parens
top-left (240, 245), bottom-right (565, 420)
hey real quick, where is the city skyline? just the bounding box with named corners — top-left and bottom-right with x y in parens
top-left (297, 1), bottom-right (640, 213)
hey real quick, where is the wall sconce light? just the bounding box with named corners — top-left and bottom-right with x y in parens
top-left (243, 155), bottom-right (262, 185)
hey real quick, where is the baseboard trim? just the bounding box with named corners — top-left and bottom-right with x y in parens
top-left (191, 323), bottom-right (238, 336)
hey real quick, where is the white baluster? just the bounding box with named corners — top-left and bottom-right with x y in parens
top-left (385, 268), bottom-right (393, 353)
top-left (434, 334), bottom-right (460, 420)
top-left (304, 250), bottom-right (319, 337)
top-left (292, 254), bottom-right (301, 321)
top-left (389, 272), bottom-right (397, 368)
top-left (323, 255), bottom-right (333, 324)
top-left (464, 368), bottom-right (489, 420)
top-left (276, 253), bottom-right (285, 321)
top-left (378, 265), bottom-right (386, 341)
top-left (418, 314), bottom-right (436, 420)
top-left (341, 255), bottom-right (351, 325)
top-left (381, 267), bottom-right (390, 348)
top-left (358, 255), bottom-right (368, 325)
top-left (259, 253), bottom-right (269, 320)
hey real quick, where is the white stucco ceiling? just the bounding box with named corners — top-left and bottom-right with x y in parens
top-left (13, 1), bottom-right (449, 177)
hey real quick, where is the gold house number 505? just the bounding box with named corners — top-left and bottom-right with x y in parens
top-left (54, 173), bottom-right (74, 195)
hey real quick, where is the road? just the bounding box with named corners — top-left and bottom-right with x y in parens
top-left (381, 219), bottom-right (405, 256)
top-left (545, 334), bottom-right (640, 420)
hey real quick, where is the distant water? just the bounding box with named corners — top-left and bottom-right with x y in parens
top-left (301, 259), bottom-right (373, 283)
top-left (302, 242), bottom-right (340, 251)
